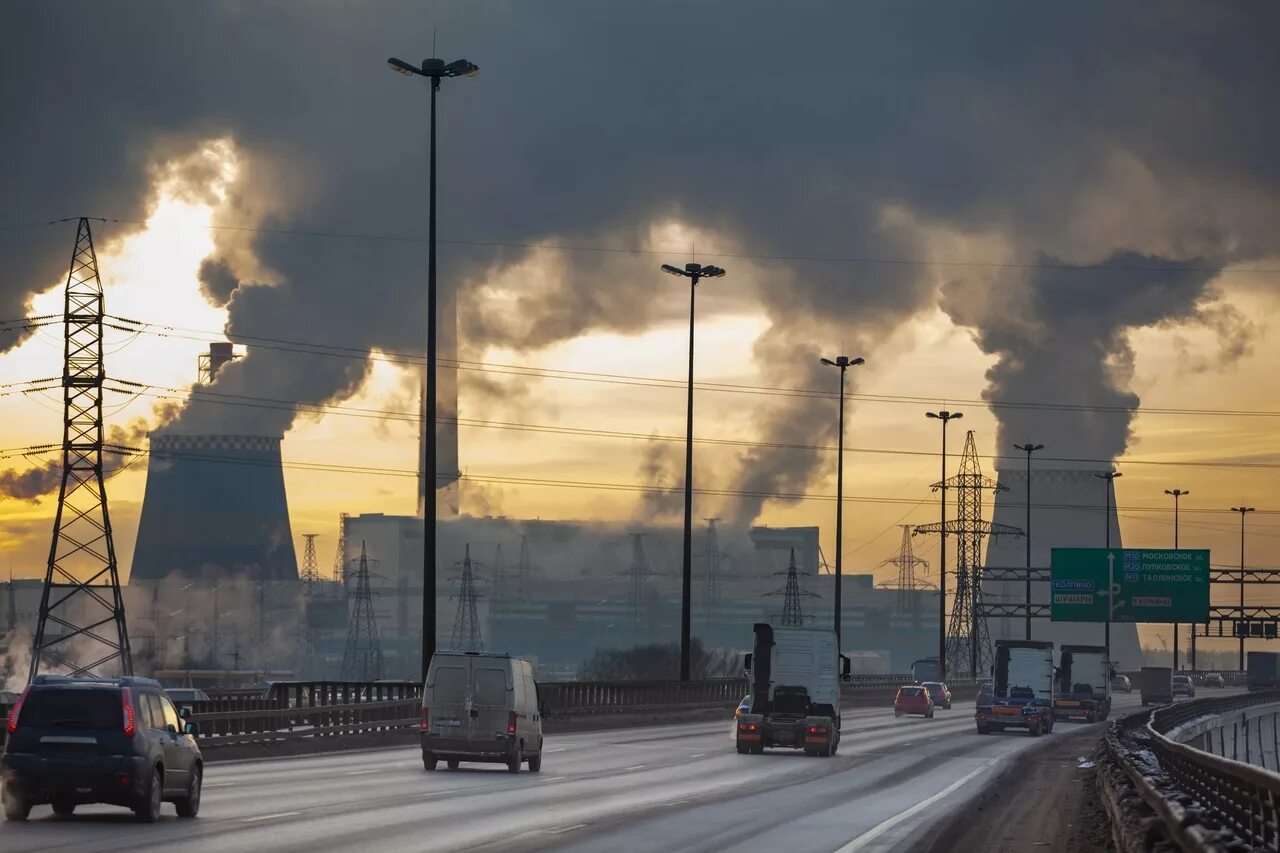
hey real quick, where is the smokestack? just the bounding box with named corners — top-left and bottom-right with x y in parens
top-left (984, 468), bottom-right (1142, 668)
top-left (131, 434), bottom-right (299, 582)
top-left (197, 342), bottom-right (239, 384)
top-left (420, 282), bottom-right (460, 516)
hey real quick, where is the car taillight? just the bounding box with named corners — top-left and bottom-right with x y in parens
top-left (738, 723), bottom-right (758, 732)
top-left (807, 725), bottom-right (828, 735)
top-left (421, 707), bottom-right (429, 730)
top-left (122, 687), bottom-right (136, 738)
top-left (6, 685), bottom-right (30, 734)
top-left (507, 711), bottom-right (517, 734)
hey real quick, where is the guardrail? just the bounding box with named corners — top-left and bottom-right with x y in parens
top-left (1100, 690), bottom-right (1280, 852)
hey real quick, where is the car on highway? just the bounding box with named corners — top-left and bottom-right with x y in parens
top-left (1172, 674), bottom-right (1196, 698)
top-left (2, 674), bottom-right (203, 822)
top-left (894, 685), bottom-right (934, 718)
top-left (1201, 672), bottom-right (1225, 688)
top-left (735, 695), bottom-right (751, 718)
top-left (922, 681), bottom-right (951, 709)
top-left (421, 651), bottom-right (546, 773)
top-left (164, 688), bottom-right (210, 704)
top-left (976, 680), bottom-right (994, 706)
top-left (1111, 674), bottom-right (1132, 693)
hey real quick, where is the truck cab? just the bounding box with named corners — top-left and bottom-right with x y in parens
top-left (976, 640), bottom-right (1056, 736)
top-left (736, 623), bottom-right (850, 757)
top-left (1053, 645), bottom-right (1112, 722)
top-left (1139, 666), bottom-right (1173, 707)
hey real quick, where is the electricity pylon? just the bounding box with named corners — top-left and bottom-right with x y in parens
top-left (765, 548), bottom-right (819, 627)
top-left (881, 525), bottom-right (929, 616)
top-left (449, 544), bottom-right (485, 651)
top-left (700, 518), bottom-right (723, 612)
top-left (621, 533), bottom-right (656, 627)
top-left (30, 218), bottom-right (132, 678)
top-left (340, 541), bottom-right (383, 680)
top-left (299, 533), bottom-right (321, 594)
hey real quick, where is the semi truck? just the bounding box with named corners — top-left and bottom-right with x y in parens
top-left (1139, 666), bottom-right (1173, 706)
top-left (975, 640), bottom-right (1055, 736)
top-left (1247, 651), bottom-right (1280, 691)
top-left (736, 623), bottom-right (850, 757)
top-left (1053, 645), bottom-right (1112, 722)
top-left (910, 657), bottom-right (941, 684)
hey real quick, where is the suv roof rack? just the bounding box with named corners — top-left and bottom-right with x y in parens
top-left (32, 674), bottom-right (164, 689)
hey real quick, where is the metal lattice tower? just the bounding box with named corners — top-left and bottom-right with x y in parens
top-left (299, 533), bottom-right (321, 594)
top-left (881, 525), bottom-right (929, 615)
top-left (30, 218), bottom-right (133, 679)
top-left (913, 431), bottom-right (1021, 677)
top-left (700, 518), bottom-right (723, 612)
top-left (491, 542), bottom-right (506, 604)
top-left (340, 541), bottom-right (383, 680)
top-left (765, 548), bottom-right (820, 627)
top-left (621, 533), bottom-right (656, 627)
top-left (334, 512), bottom-right (349, 593)
top-left (517, 534), bottom-right (533, 596)
top-left (449, 543), bottom-right (485, 651)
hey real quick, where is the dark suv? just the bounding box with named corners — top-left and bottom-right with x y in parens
top-left (2, 675), bottom-right (203, 822)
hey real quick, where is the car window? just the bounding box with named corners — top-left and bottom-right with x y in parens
top-left (19, 688), bottom-right (121, 729)
top-left (159, 695), bottom-right (182, 731)
top-left (432, 666), bottom-right (466, 699)
top-left (900, 687), bottom-right (922, 696)
top-left (474, 667), bottom-right (508, 706)
top-left (140, 693), bottom-right (164, 730)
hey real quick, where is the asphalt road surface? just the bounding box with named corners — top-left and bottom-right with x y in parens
top-left (0, 688), bottom-right (1226, 853)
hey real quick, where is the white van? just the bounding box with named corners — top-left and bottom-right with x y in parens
top-left (421, 651), bottom-right (546, 772)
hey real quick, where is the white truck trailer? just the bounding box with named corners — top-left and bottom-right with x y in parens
top-left (736, 623), bottom-right (850, 756)
top-left (1053, 644), bottom-right (1112, 722)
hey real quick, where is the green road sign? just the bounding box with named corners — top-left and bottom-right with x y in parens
top-left (1050, 548), bottom-right (1210, 623)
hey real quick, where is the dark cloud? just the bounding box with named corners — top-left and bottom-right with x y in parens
top-left (3, 2), bottom-right (1279, 514)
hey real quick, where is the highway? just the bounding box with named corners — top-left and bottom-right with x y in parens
top-left (0, 688), bottom-right (1207, 852)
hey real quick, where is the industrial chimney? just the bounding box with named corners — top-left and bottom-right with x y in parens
top-left (130, 434), bottom-right (299, 582)
top-left (197, 342), bottom-right (239, 384)
top-left (983, 468), bottom-right (1143, 669)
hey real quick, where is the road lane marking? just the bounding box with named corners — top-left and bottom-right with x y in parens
top-left (547, 747), bottom-right (569, 753)
top-left (345, 769), bottom-right (380, 776)
top-left (241, 811), bottom-right (302, 823)
top-left (539, 775), bottom-right (567, 781)
top-left (548, 823), bottom-right (589, 834)
top-left (690, 753), bottom-right (707, 758)
top-left (833, 756), bottom-right (1002, 852)
top-left (623, 764), bottom-right (648, 771)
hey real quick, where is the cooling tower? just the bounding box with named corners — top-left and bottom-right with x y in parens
top-left (983, 468), bottom-right (1143, 669)
top-left (130, 434), bottom-right (299, 582)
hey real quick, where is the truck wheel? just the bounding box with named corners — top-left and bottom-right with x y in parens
top-left (1030, 721), bottom-right (1042, 737)
top-left (976, 723), bottom-right (988, 734)
top-left (527, 751), bottom-right (542, 772)
top-left (751, 743), bottom-right (765, 755)
top-left (423, 752), bottom-right (438, 771)
top-left (507, 745), bottom-right (522, 773)
top-left (3, 787), bottom-right (30, 821)
top-left (736, 742), bottom-right (751, 754)
top-left (447, 759), bottom-right (460, 770)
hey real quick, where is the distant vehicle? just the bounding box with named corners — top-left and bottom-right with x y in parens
top-left (164, 688), bottom-right (210, 704)
top-left (921, 681), bottom-right (951, 709)
top-left (910, 657), bottom-right (941, 685)
top-left (1110, 674), bottom-right (1132, 693)
top-left (1202, 672), bottom-right (1225, 688)
top-left (735, 695), bottom-right (752, 718)
top-left (421, 651), bottom-right (545, 773)
top-left (975, 680), bottom-right (993, 706)
top-left (1247, 652), bottom-right (1280, 691)
top-left (1140, 666), bottom-right (1173, 707)
top-left (894, 685), bottom-right (934, 718)
top-left (975, 640), bottom-right (1055, 737)
top-left (1054, 645), bottom-right (1111, 722)
top-left (1172, 675), bottom-right (1196, 698)
top-left (2, 675), bottom-right (203, 822)
top-left (737, 623), bottom-right (850, 756)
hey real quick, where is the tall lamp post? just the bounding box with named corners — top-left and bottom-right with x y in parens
top-left (387, 53), bottom-right (479, 682)
top-left (821, 355), bottom-right (865, 650)
top-left (1095, 471), bottom-right (1122, 665)
top-left (1232, 505), bottom-right (1256, 672)
top-left (1013, 443), bottom-right (1044, 640)
top-left (661, 262), bottom-right (726, 681)
top-left (926, 410), bottom-right (963, 683)
top-left (1165, 488), bottom-right (1188, 672)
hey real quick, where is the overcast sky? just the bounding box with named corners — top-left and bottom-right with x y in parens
top-left (2, 1), bottom-right (1279, 651)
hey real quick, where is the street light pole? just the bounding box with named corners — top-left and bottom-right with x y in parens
top-left (1013, 443), bottom-right (1044, 640)
top-left (1095, 471), bottom-right (1122, 665)
top-left (926, 410), bottom-right (963, 683)
top-left (821, 355), bottom-right (865, 650)
top-left (1165, 489), bottom-right (1188, 672)
top-left (661, 262), bottom-right (726, 681)
top-left (1232, 505), bottom-right (1256, 672)
top-left (387, 53), bottom-right (479, 683)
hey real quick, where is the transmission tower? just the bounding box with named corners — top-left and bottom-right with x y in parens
top-left (299, 533), bottom-right (321, 594)
top-left (881, 525), bottom-right (929, 616)
top-left (340, 541), bottom-right (383, 680)
top-left (30, 218), bottom-right (133, 679)
top-left (517, 533), bottom-right (533, 596)
top-left (700, 518), bottom-right (723, 612)
top-left (334, 512), bottom-right (349, 594)
top-left (913, 431), bottom-right (1022, 678)
top-left (491, 542), bottom-right (506, 604)
top-left (620, 533), bottom-right (656, 627)
top-left (765, 548), bottom-right (819, 627)
top-left (449, 544), bottom-right (485, 651)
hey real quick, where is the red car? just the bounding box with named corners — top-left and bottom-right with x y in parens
top-left (894, 685), bottom-right (935, 718)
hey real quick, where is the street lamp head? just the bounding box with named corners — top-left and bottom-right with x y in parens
top-left (820, 358), bottom-right (836, 367)
top-left (661, 264), bottom-right (687, 277)
top-left (387, 56), bottom-right (423, 76)
top-left (849, 356), bottom-right (865, 366)
top-left (443, 59), bottom-right (480, 77)
top-left (699, 265), bottom-right (726, 278)
top-left (1166, 489), bottom-right (1189, 497)
top-left (1013, 443), bottom-right (1044, 453)
top-left (1232, 506), bottom-right (1256, 514)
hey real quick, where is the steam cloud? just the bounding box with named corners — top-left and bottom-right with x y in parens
top-left (2, 3), bottom-right (1279, 519)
